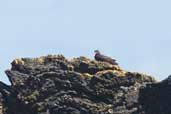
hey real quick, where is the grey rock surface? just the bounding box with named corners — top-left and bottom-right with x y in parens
top-left (0, 55), bottom-right (170, 114)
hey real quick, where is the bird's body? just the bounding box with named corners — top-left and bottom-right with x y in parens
top-left (94, 50), bottom-right (118, 65)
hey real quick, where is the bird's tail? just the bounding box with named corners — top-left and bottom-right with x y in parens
top-left (112, 59), bottom-right (118, 65)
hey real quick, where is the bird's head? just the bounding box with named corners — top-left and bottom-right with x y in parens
top-left (94, 50), bottom-right (100, 55)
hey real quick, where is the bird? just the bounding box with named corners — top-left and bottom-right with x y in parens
top-left (94, 50), bottom-right (118, 65)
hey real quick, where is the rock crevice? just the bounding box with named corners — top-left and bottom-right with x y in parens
top-left (0, 55), bottom-right (170, 114)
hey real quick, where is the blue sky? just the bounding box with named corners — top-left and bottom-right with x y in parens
top-left (0, 0), bottom-right (171, 84)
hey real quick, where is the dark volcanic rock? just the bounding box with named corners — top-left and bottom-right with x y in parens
top-left (0, 54), bottom-right (170, 114)
top-left (138, 75), bottom-right (171, 114)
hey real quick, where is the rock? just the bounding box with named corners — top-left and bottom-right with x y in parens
top-left (0, 94), bottom-right (4, 114)
top-left (138, 75), bottom-right (171, 114)
top-left (0, 54), bottom-right (169, 114)
top-left (160, 74), bottom-right (171, 85)
top-left (0, 81), bottom-right (12, 114)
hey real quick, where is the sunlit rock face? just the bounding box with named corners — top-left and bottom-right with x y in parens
top-left (0, 55), bottom-right (170, 114)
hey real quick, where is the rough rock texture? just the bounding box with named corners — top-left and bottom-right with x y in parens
top-left (0, 55), bottom-right (170, 114)
top-left (139, 78), bottom-right (171, 114)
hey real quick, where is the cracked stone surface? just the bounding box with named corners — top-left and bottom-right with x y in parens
top-left (0, 55), bottom-right (170, 114)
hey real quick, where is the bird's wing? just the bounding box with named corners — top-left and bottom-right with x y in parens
top-left (101, 54), bottom-right (114, 60)
top-left (95, 54), bottom-right (118, 65)
top-left (112, 58), bottom-right (116, 61)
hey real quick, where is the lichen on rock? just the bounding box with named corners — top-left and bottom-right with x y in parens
top-left (0, 54), bottom-right (170, 114)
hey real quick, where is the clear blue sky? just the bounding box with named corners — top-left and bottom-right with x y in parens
top-left (0, 0), bottom-right (171, 84)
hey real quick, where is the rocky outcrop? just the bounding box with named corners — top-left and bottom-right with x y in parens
top-left (138, 77), bottom-right (171, 114)
top-left (0, 55), bottom-right (170, 114)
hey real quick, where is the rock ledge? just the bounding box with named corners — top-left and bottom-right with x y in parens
top-left (0, 55), bottom-right (170, 114)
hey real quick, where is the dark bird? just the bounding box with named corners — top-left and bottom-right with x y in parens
top-left (94, 50), bottom-right (118, 65)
